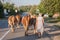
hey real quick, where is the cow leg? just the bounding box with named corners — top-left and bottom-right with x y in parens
top-left (17, 23), bottom-right (20, 29)
top-left (8, 24), bottom-right (10, 28)
top-left (10, 25), bottom-right (15, 32)
top-left (24, 25), bottom-right (28, 36)
top-left (25, 27), bottom-right (28, 36)
top-left (34, 25), bottom-right (36, 34)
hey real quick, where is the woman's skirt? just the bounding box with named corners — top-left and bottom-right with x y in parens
top-left (36, 24), bottom-right (44, 36)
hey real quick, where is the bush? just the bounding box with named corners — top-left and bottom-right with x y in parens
top-left (57, 16), bottom-right (60, 19)
top-left (48, 13), bottom-right (53, 17)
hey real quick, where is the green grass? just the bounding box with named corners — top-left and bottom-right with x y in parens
top-left (45, 17), bottom-right (60, 23)
top-left (45, 17), bottom-right (60, 28)
top-left (54, 25), bottom-right (60, 28)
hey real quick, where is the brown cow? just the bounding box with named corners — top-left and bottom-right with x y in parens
top-left (15, 14), bottom-right (22, 29)
top-left (8, 15), bottom-right (17, 32)
top-left (21, 15), bottom-right (30, 36)
top-left (29, 15), bottom-right (36, 34)
top-left (8, 14), bottom-right (21, 32)
top-left (21, 14), bottom-right (36, 36)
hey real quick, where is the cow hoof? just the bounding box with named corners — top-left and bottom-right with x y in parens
top-left (38, 36), bottom-right (41, 38)
top-left (25, 34), bottom-right (28, 36)
top-left (17, 27), bottom-right (20, 29)
top-left (11, 30), bottom-right (15, 33)
top-left (38, 34), bottom-right (41, 38)
top-left (11, 31), bottom-right (15, 33)
top-left (17, 28), bottom-right (20, 29)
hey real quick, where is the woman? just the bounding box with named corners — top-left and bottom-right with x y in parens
top-left (36, 13), bottom-right (44, 38)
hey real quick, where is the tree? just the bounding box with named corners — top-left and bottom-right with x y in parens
top-left (29, 5), bottom-right (37, 15)
top-left (38, 2), bottom-right (46, 14)
top-left (0, 1), bottom-right (4, 18)
top-left (3, 2), bottom-right (15, 15)
top-left (19, 5), bottom-right (32, 12)
top-left (38, 0), bottom-right (60, 16)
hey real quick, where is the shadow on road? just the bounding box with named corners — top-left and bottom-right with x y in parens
top-left (8, 31), bottom-right (53, 40)
top-left (8, 34), bottom-right (38, 40)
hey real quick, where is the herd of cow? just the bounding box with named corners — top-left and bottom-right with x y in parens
top-left (8, 14), bottom-right (36, 36)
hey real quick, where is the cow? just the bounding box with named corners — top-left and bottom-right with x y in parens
top-left (8, 15), bottom-right (17, 32)
top-left (21, 14), bottom-right (36, 36)
top-left (29, 15), bottom-right (36, 34)
top-left (15, 14), bottom-right (22, 29)
top-left (8, 14), bottom-right (22, 32)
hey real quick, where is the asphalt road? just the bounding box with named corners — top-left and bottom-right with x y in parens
top-left (0, 20), bottom-right (60, 40)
